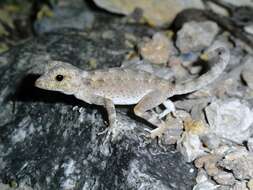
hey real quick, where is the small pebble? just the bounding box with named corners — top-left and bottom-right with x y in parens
top-left (176, 21), bottom-right (219, 53)
top-left (205, 99), bottom-right (253, 144)
top-left (139, 33), bottom-right (175, 64)
top-left (196, 169), bottom-right (208, 183)
top-left (213, 171), bottom-right (235, 186)
top-left (248, 138), bottom-right (253, 153)
top-left (218, 149), bottom-right (253, 180)
top-left (248, 179), bottom-right (253, 190)
top-left (241, 56), bottom-right (253, 90)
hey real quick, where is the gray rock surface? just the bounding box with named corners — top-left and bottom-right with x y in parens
top-left (176, 21), bottom-right (219, 53)
top-left (34, 0), bottom-right (96, 34)
top-left (241, 56), bottom-right (253, 90)
top-left (93, 0), bottom-right (205, 26)
top-left (34, 7), bottom-right (95, 34)
top-left (205, 99), bottom-right (253, 144)
top-left (0, 22), bottom-right (196, 189)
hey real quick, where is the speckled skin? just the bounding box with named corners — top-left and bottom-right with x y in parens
top-left (83, 68), bottom-right (173, 104)
top-left (35, 45), bottom-right (230, 138)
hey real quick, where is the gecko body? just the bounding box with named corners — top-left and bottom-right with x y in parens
top-left (35, 45), bottom-right (230, 138)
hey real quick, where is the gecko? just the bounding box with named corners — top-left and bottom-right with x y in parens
top-left (35, 44), bottom-right (230, 138)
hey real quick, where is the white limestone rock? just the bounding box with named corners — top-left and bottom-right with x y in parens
top-left (205, 99), bottom-right (253, 144)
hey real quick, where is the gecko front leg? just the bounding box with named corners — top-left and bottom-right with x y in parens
top-left (133, 90), bottom-right (171, 138)
top-left (104, 98), bottom-right (116, 128)
top-left (96, 98), bottom-right (116, 136)
top-left (75, 93), bottom-right (116, 128)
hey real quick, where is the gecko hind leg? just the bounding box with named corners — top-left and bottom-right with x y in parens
top-left (158, 99), bottom-right (176, 119)
top-left (133, 90), bottom-right (170, 138)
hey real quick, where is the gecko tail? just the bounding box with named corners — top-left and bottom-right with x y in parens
top-left (173, 43), bottom-right (230, 95)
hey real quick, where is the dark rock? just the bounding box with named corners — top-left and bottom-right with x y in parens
top-left (171, 9), bottom-right (209, 31)
top-left (0, 22), bottom-right (196, 189)
top-left (34, 2), bottom-right (96, 34)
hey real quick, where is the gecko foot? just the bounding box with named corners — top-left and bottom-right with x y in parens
top-left (97, 121), bottom-right (118, 141)
top-left (97, 127), bottom-right (111, 136)
top-left (97, 119), bottom-right (117, 136)
top-left (150, 128), bottom-right (164, 139)
top-left (148, 124), bottom-right (168, 139)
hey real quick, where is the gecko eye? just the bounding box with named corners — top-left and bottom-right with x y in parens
top-left (55, 75), bottom-right (64, 82)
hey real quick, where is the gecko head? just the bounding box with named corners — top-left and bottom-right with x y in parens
top-left (35, 61), bottom-right (83, 95)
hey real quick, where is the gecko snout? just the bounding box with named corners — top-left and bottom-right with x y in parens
top-left (35, 77), bottom-right (44, 88)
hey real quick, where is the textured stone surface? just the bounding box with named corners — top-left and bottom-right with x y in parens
top-left (241, 56), bottom-right (253, 90)
top-left (248, 138), bottom-right (253, 153)
top-left (176, 21), bottom-right (219, 53)
top-left (34, 6), bottom-right (95, 34)
top-left (93, 0), bottom-right (205, 26)
top-left (0, 22), bottom-right (196, 189)
top-left (213, 171), bottom-right (235, 185)
top-left (218, 150), bottom-right (253, 180)
top-left (139, 32), bottom-right (175, 64)
top-left (205, 99), bottom-right (253, 144)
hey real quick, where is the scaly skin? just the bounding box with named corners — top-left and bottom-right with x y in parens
top-left (35, 44), bottom-right (230, 138)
